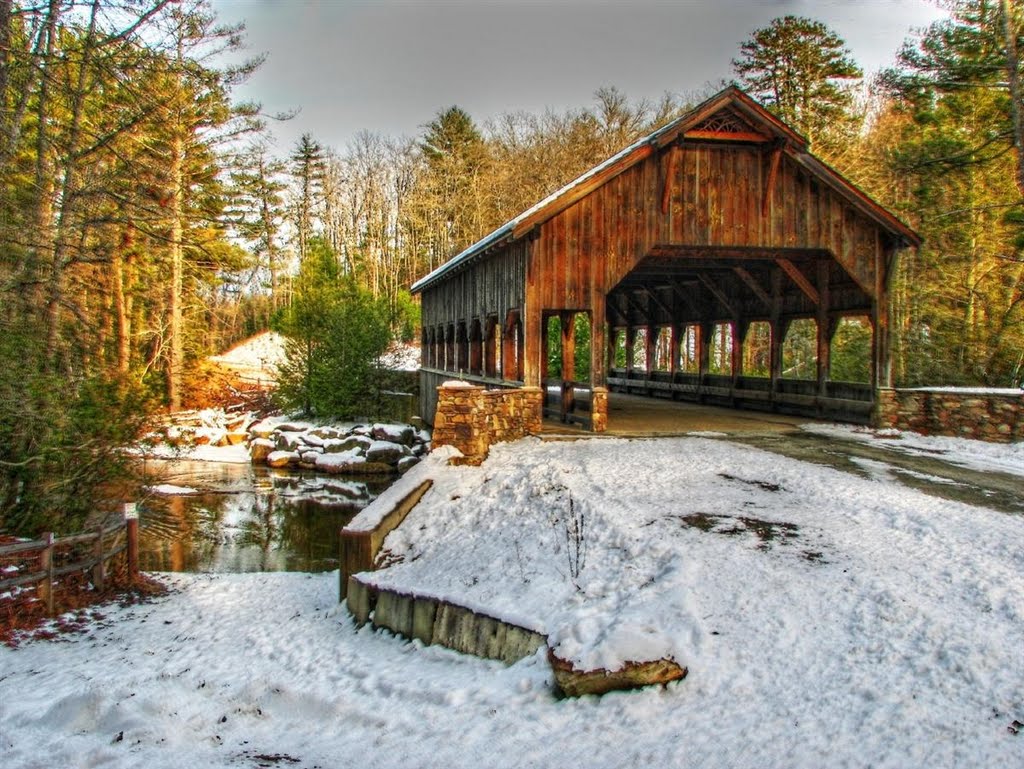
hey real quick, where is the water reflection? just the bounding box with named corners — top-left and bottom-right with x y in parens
top-left (137, 459), bottom-right (392, 573)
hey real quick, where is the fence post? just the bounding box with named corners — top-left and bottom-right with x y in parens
top-left (124, 503), bottom-right (139, 581)
top-left (91, 525), bottom-right (105, 592)
top-left (37, 532), bottom-right (54, 616)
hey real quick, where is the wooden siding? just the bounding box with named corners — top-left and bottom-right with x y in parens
top-left (420, 241), bottom-right (527, 328)
top-left (529, 142), bottom-right (890, 314)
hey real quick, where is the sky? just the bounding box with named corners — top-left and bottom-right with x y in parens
top-left (210, 0), bottom-right (950, 153)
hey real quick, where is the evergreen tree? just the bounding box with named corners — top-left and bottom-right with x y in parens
top-left (881, 0), bottom-right (1024, 385)
top-left (273, 240), bottom-right (390, 418)
top-left (732, 15), bottom-right (862, 152)
top-left (290, 133), bottom-right (326, 265)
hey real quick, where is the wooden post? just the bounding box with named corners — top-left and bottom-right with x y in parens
top-left (769, 267), bottom-right (784, 404)
top-left (561, 312), bottom-right (575, 420)
top-left (816, 260), bottom-right (831, 398)
top-left (38, 532), bottom-right (54, 616)
top-left (669, 324), bottom-right (681, 376)
top-left (92, 524), bottom-right (106, 592)
top-left (124, 503), bottom-right (140, 581)
top-left (644, 325), bottom-right (656, 376)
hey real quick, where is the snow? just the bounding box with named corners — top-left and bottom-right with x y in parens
top-left (379, 342), bottom-right (420, 372)
top-left (314, 450), bottom-right (365, 472)
top-left (802, 423), bottom-right (1024, 477)
top-left (146, 484), bottom-right (199, 496)
top-left (3, 436), bottom-right (1023, 768)
top-left (130, 441), bottom-right (252, 465)
top-left (441, 379), bottom-right (476, 388)
top-left (209, 331), bottom-right (284, 382)
top-left (906, 386), bottom-right (1023, 396)
top-left (345, 446), bottom-right (459, 533)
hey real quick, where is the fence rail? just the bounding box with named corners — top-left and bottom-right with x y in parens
top-left (0, 515), bottom-right (140, 615)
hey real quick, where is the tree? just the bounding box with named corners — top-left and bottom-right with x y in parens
top-left (290, 133), bottom-right (326, 265)
top-left (879, 0), bottom-right (1024, 385)
top-left (273, 240), bottom-right (391, 418)
top-left (732, 15), bottom-right (862, 152)
top-left (416, 106), bottom-right (489, 266)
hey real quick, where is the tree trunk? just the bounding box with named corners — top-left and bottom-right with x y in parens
top-left (167, 131), bottom-right (184, 411)
top-left (1000, 0), bottom-right (1024, 197)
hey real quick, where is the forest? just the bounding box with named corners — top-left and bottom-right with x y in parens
top-left (1, 0), bottom-right (1022, 534)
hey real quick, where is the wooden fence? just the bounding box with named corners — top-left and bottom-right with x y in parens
top-left (0, 515), bottom-right (140, 615)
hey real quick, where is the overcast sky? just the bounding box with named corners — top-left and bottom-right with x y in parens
top-left (211, 0), bottom-right (948, 153)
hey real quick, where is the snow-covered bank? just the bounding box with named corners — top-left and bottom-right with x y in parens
top-left (3, 436), bottom-right (1022, 768)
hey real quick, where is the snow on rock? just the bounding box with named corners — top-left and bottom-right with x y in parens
top-left (266, 450), bottom-right (299, 468)
top-left (365, 440), bottom-right (410, 464)
top-left (441, 379), bottom-right (475, 388)
top-left (314, 450), bottom-right (366, 473)
top-left (247, 419), bottom-right (429, 473)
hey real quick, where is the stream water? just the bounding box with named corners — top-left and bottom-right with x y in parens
top-left (137, 459), bottom-right (393, 573)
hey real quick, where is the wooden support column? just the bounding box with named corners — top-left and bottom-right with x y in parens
top-left (591, 296), bottom-right (607, 385)
top-left (561, 312), bottom-right (576, 420)
top-left (698, 321), bottom-right (712, 389)
top-left (873, 246), bottom-right (895, 390)
top-left (502, 313), bottom-right (517, 382)
top-left (669, 324), bottom-right (681, 376)
top-left (517, 313), bottom-right (527, 383)
top-left (625, 326), bottom-right (637, 375)
top-left (732, 321), bottom-right (747, 386)
top-left (645, 325), bottom-right (656, 375)
top-left (769, 267), bottom-right (784, 401)
top-left (816, 261), bottom-right (831, 398)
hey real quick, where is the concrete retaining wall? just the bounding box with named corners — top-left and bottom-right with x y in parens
top-left (347, 577), bottom-right (546, 664)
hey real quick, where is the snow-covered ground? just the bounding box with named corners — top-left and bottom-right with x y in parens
top-left (2, 436), bottom-right (1022, 768)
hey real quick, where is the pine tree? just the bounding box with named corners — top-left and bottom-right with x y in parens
top-left (732, 15), bottom-right (862, 152)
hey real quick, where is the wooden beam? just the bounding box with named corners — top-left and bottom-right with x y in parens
top-left (639, 287), bottom-right (675, 320)
top-left (698, 274), bottom-right (737, 317)
top-left (732, 266), bottom-right (772, 308)
top-left (660, 146), bottom-right (678, 216)
top-left (776, 258), bottom-right (819, 305)
top-left (762, 143), bottom-right (783, 218)
top-left (668, 281), bottom-right (702, 319)
top-left (623, 291), bottom-right (652, 325)
top-left (649, 244), bottom-right (827, 261)
top-left (684, 130), bottom-right (771, 143)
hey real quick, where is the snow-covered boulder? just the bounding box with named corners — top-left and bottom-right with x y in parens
top-left (249, 438), bottom-right (275, 463)
top-left (366, 440), bottom-right (410, 464)
top-left (266, 450), bottom-right (299, 468)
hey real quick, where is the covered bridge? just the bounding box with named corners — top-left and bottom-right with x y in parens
top-left (411, 86), bottom-right (919, 433)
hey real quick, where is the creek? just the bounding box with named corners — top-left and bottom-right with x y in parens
top-left (137, 458), bottom-right (393, 573)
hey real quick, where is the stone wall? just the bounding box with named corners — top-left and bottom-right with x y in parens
top-left (874, 388), bottom-right (1023, 443)
top-left (431, 383), bottom-right (543, 464)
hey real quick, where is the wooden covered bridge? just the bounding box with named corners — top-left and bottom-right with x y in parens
top-left (411, 86), bottom-right (919, 433)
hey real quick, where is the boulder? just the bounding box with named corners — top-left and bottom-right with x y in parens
top-left (275, 431), bottom-right (304, 451)
top-left (366, 440), bottom-right (410, 464)
top-left (248, 419), bottom-right (277, 439)
top-left (225, 431), bottom-right (248, 446)
top-left (266, 450), bottom-right (300, 468)
top-left (547, 650), bottom-right (687, 698)
top-left (397, 455), bottom-right (421, 474)
top-left (325, 435), bottom-right (371, 454)
top-left (372, 423), bottom-right (416, 446)
top-left (249, 438), bottom-right (275, 463)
